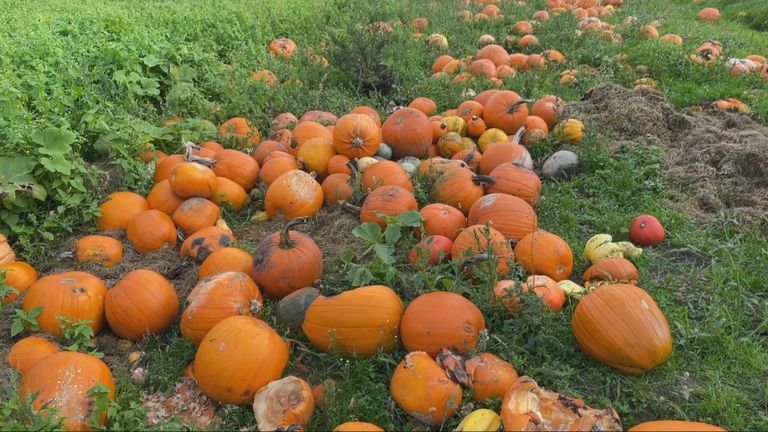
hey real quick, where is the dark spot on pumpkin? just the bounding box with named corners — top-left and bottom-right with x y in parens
top-left (191, 237), bottom-right (205, 248)
top-left (219, 235), bottom-right (231, 246)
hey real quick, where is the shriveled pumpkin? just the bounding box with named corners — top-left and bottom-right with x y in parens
top-left (483, 91), bottom-right (530, 134)
top-left (298, 137), bottom-right (337, 179)
top-left (181, 271), bottom-right (263, 344)
top-left (179, 225), bottom-right (235, 262)
top-left (400, 291), bottom-right (485, 357)
top-left (0, 261), bottom-right (38, 304)
top-left (583, 257), bottom-right (639, 285)
top-left (172, 198), bottom-right (221, 234)
top-left (127, 209), bottom-right (177, 253)
top-left (253, 376), bottom-right (314, 431)
top-left (390, 351), bottom-right (462, 425)
top-left (23, 271), bottom-right (107, 338)
top-left (212, 149), bottom-right (260, 191)
top-left (96, 191), bottom-right (149, 231)
top-left (211, 177), bottom-right (248, 212)
top-left (252, 218), bottom-right (323, 299)
top-left (468, 193), bottom-right (538, 241)
top-left (105, 270), bottom-right (178, 341)
top-left (572, 284), bottom-right (672, 374)
top-left (514, 231), bottom-right (573, 280)
top-left (301, 285), bottom-right (403, 356)
top-left (360, 185), bottom-right (418, 228)
top-left (265, 170), bottom-right (324, 221)
top-left (5, 336), bottom-right (59, 375)
top-left (486, 163), bottom-right (541, 206)
top-left (199, 247), bottom-right (253, 279)
top-left (381, 107), bottom-right (432, 159)
top-left (169, 162), bottom-right (217, 198)
top-left (19, 352), bottom-right (116, 431)
top-left (628, 420), bottom-right (725, 432)
top-left (501, 376), bottom-right (622, 431)
top-left (194, 316), bottom-right (288, 404)
top-left (362, 160), bottom-right (413, 192)
top-left (466, 353), bottom-right (518, 402)
top-left (431, 167), bottom-right (494, 215)
top-left (451, 224), bottom-right (514, 276)
top-left (419, 203), bottom-right (467, 241)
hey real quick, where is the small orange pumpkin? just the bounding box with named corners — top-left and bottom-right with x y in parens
top-left (96, 191), bottom-right (149, 231)
top-left (628, 420), bottom-right (725, 432)
top-left (199, 247), bottom-right (254, 279)
top-left (291, 121), bottom-right (333, 154)
top-left (482, 90), bottom-right (529, 135)
top-left (408, 97), bottom-right (438, 116)
top-left (5, 336), bottom-right (59, 375)
top-left (252, 140), bottom-right (288, 165)
top-left (127, 209), bottom-right (177, 253)
top-left (172, 198), bottom-right (221, 235)
top-left (211, 177), bottom-right (248, 211)
top-left (334, 422), bottom-right (384, 432)
top-left (332, 113), bottom-right (382, 159)
top-left (219, 117), bottom-right (261, 147)
top-left (105, 269), bottom-right (179, 341)
top-left (0, 261), bottom-right (37, 305)
top-left (478, 140), bottom-right (533, 174)
top-left (390, 351), bottom-right (462, 425)
top-left (419, 203), bottom-right (467, 241)
top-left (583, 257), bottom-right (639, 284)
top-left (75, 235), bottom-right (123, 267)
top-left (514, 231), bottom-right (574, 280)
top-left (146, 180), bottom-right (185, 215)
top-left (153, 154), bottom-right (184, 183)
top-left (0, 233), bottom-right (16, 264)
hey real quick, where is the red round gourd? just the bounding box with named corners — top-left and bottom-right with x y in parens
top-left (629, 215), bottom-right (665, 245)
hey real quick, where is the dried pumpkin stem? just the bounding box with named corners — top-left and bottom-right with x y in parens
top-left (471, 175), bottom-right (495, 186)
top-left (341, 201), bottom-right (361, 214)
top-left (279, 217), bottom-right (310, 249)
top-left (511, 126), bottom-right (526, 145)
top-left (182, 141), bottom-right (217, 167)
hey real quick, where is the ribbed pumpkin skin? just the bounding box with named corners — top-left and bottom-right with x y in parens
top-left (146, 180), bottom-right (185, 215)
top-left (96, 191), bottom-right (149, 230)
top-left (572, 284), bottom-right (672, 374)
top-left (482, 90), bottom-right (529, 134)
top-left (333, 113), bottom-right (382, 159)
top-left (628, 420), bottom-right (725, 432)
top-left (431, 168), bottom-right (488, 215)
top-left (451, 224), bottom-right (514, 276)
top-left (513, 231), bottom-right (573, 281)
top-left (302, 285), bottom-right (403, 357)
top-left (487, 163), bottom-right (542, 206)
top-left (362, 160), bottom-right (413, 192)
top-left (419, 203), bottom-right (467, 241)
top-left (5, 336), bottom-right (59, 375)
top-left (468, 193), bottom-right (538, 241)
top-left (105, 270), bottom-right (179, 341)
top-left (19, 352), bottom-right (116, 431)
top-left (199, 247), bottom-right (254, 279)
top-left (0, 261), bottom-right (38, 304)
top-left (390, 351), bottom-right (463, 426)
top-left (153, 154), bottom-right (184, 183)
top-left (583, 258), bottom-right (639, 284)
top-left (23, 271), bottom-right (107, 338)
top-left (194, 316), bottom-right (288, 404)
top-left (360, 186), bottom-right (418, 228)
top-left (478, 141), bottom-right (533, 174)
top-left (265, 170), bottom-right (324, 221)
top-left (0, 233), bottom-right (16, 263)
top-left (400, 291), bottom-right (485, 357)
top-left (212, 149), bottom-right (260, 191)
top-left (76, 235), bottom-right (123, 268)
top-left (181, 272), bottom-right (262, 345)
top-left (381, 108), bottom-right (432, 159)
top-left (126, 209), bottom-right (177, 253)
top-left (252, 228), bottom-right (323, 300)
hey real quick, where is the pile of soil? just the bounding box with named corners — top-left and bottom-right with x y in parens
top-left (563, 83), bottom-right (768, 225)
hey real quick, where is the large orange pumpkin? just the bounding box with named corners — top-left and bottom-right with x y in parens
top-left (514, 231), bottom-right (573, 280)
top-left (126, 209), bottom-right (177, 253)
top-left (95, 191), bottom-right (149, 231)
top-left (418, 203), bottom-right (467, 241)
top-left (572, 284), bottom-right (672, 374)
top-left (0, 261), bottom-right (38, 304)
top-left (75, 235), bottom-right (123, 268)
top-left (466, 353), bottom-right (518, 402)
top-left (19, 352), bottom-right (116, 431)
top-left (482, 91), bottom-right (530, 134)
top-left (628, 420), bottom-right (725, 431)
top-left (333, 113), bottom-right (382, 159)
top-left (181, 272), bottom-right (263, 345)
top-left (104, 270), bottom-right (179, 341)
top-left (194, 316), bottom-right (288, 404)
top-left (431, 168), bottom-right (493, 215)
top-left (146, 180), bottom-right (185, 215)
top-left (169, 162), bottom-right (217, 198)
top-left (252, 218), bottom-right (323, 299)
top-left (486, 163), bottom-right (541, 206)
top-left (22, 271), bottom-right (106, 338)
top-left (302, 285), bottom-right (402, 356)
top-left (362, 160), bottom-right (413, 192)
top-left (172, 198), bottom-right (220, 234)
top-left (451, 224), bottom-right (514, 276)
top-left (468, 193), bottom-right (538, 241)
top-left (5, 336), bottom-right (59, 375)
top-left (381, 108), bottom-right (432, 159)
top-left (265, 170), bottom-right (324, 221)
top-left (212, 149), bottom-right (260, 191)
top-left (359, 186), bottom-right (418, 228)
top-left (390, 351), bottom-right (462, 425)
top-left (179, 226), bottom-right (235, 262)
top-left (400, 291), bottom-right (485, 357)
top-left (298, 137), bottom-right (337, 179)
top-left (199, 247), bottom-right (253, 279)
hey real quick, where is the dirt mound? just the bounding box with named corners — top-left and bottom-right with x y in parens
top-left (563, 83), bottom-right (768, 224)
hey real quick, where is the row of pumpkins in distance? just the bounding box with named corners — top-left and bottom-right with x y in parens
top-left (0, 91), bottom-right (719, 431)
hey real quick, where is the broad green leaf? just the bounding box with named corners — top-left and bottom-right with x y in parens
top-left (142, 55), bottom-right (162, 67)
top-left (0, 156), bottom-right (37, 183)
top-left (40, 155), bottom-right (72, 175)
top-left (349, 265), bottom-right (373, 286)
top-left (32, 127), bottom-right (75, 155)
top-left (353, 222), bottom-right (382, 244)
top-left (383, 224), bottom-right (401, 244)
top-left (374, 243), bottom-right (395, 264)
top-left (394, 210), bottom-right (424, 227)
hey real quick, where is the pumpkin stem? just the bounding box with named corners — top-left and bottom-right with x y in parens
top-left (511, 126), bottom-right (526, 145)
top-left (296, 157), bottom-right (307, 172)
top-left (279, 217), bottom-right (310, 249)
top-left (351, 136), bottom-right (364, 148)
top-left (182, 141), bottom-right (217, 167)
top-left (249, 299), bottom-right (264, 316)
top-left (346, 161), bottom-right (359, 181)
top-left (506, 99), bottom-right (532, 114)
top-left (341, 201), bottom-right (361, 215)
top-left (471, 175), bottom-right (495, 185)
top-left (461, 148), bottom-right (477, 164)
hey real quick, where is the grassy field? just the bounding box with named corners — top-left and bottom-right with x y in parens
top-left (2, 0), bottom-right (768, 430)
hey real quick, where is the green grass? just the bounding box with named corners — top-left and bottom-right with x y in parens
top-left (2, 0), bottom-right (768, 430)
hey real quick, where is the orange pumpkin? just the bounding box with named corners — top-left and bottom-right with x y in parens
top-left (303, 285), bottom-right (403, 356)
top-left (322, 173), bottom-right (355, 205)
top-left (400, 291), bottom-right (485, 357)
top-left (432, 55), bottom-right (455, 73)
top-left (265, 170), bottom-right (324, 221)
top-left (298, 137), bottom-right (337, 179)
top-left (334, 422), bottom-right (384, 432)
top-left (200, 140), bottom-right (225, 154)
top-left (126, 209), bottom-right (177, 253)
top-left (5, 336), bottom-right (59, 375)
top-left (572, 284), bottom-right (672, 374)
top-left (291, 121), bottom-right (333, 154)
top-left (105, 269), bottom-right (179, 341)
top-left (260, 154), bottom-right (303, 186)
top-left (0, 261), bottom-right (37, 304)
top-left (211, 177), bottom-right (248, 211)
top-left (478, 140), bottom-right (533, 174)
top-left (483, 91), bottom-right (529, 135)
top-left (451, 224), bottom-right (514, 276)
top-left (475, 89), bottom-right (500, 106)
top-left (252, 140), bottom-right (288, 165)
top-left (253, 376), bottom-right (314, 431)
top-left (19, 352), bottom-right (115, 431)
top-left (300, 110), bottom-right (338, 126)
top-left (362, 160), bottom-right (413, 192)
top-left (513, 231), bottom-right (573, 280)
top-left (381, 108), bottom-right (432, 159)
top-left (431, 168), bottom-right (494, 215)
top-left (628, 421), bottom-right (725, 432)
top-left (199, 247), bottom-right (254, 279)
top-left (486, 163), bottom-right (541, 206)
top-left (180, 226), bottom-right (235, 262)
top-left (169, 162), bottom-right (217, 198)
top-left (390, 351), bottom-right (462, 425)
top-left (332, 113), bottom-right (382, 159)
top-left (172, 198), bottom-right (221, 234)
top-left (75, 235), bottom-right (123, 267)
top-left (477, 44), bottom-right (510, 67)
top-left (22, 271), bottom-right (107, 338)
top-left (408, 97), bottom-right (438, 116)
top-left (417, 157), bottom-right (468, 179)
top-left (146, 180), bottom-right (185, 215)
top-left (212, 149), bottom-right (260, 191)
top-left (466, 353), bottom-right (518, 402)
top-left (96, 191), bottom-right (149, 231)
top-left (350, 106), bottom-right (382, 126)
top-left (153, 154), bottom-right (184, 183)
top-left (327, 154), bottom-right (352, 175)
top-left (268, 37), bottom-right (297, 59)
top-left (252, 218), bottom-right (323, 300)
top-left (583, 258), bottom-right (639, 284)
top-left (219, 117), bottom-right (261, 147)
top-left (466, 116), bottom-right (487, 137)
top-left (360, 185), bottom-right (418, 228)
top-left (181, 272), bottom-right (263, 345)
top-left (452, 148), bottom-right (482, 173)
top-left (468, 193), bottom-right (538, 241)
top-left (519, 275), bottom-right (567, 311)
top-left (419, 203), bottom-right (466, 241)
top-left (0, 233), bottom-right (16, 264)
top-left (697, 7), bottom-right (720, 21)
top-left (194, 316), bottom-right (288, 404)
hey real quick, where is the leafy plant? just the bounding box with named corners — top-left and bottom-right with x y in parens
top-left (58, 316), bottom-right (102, 357)
top-left (0, 385), bottom-right (63, 431)
top-left (11, 307), bottom-right (42, 337)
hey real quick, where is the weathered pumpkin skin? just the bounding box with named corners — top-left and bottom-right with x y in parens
top-left (5, 336), bottom-right (59, 375)
top-left (468, 193), bottom-right (538, 241)
top-left (75, 235), bottom-right (123, 267)
top-left (400, 291), bottom-right (486, 357)
top-left (179, 226), bottom-right (235, 262)
top-left (514, 231), bottom-right (574, 281)
top-left (19, 351), bottom-right (116, 431)
top-left (390, 351), bottom-right (463, 426)
top-left (194, 316), bottom-right (289, 405)
top-left (628, 420), bottom-right (725, 432)
top-left (572, 284), bottom-right (672, 374)
top-left (252, 375), bottom-right (314, 431)
top-left (276, 287), bottom-right (320, 329)
top-left (302, 285), bottom-right (403, 357)
top-left (265, 170), bottom-right (324, 221)
top-left (22, 271), bottom-right (107, 338)
top-left (466, 353), bottom-right (518, 402)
